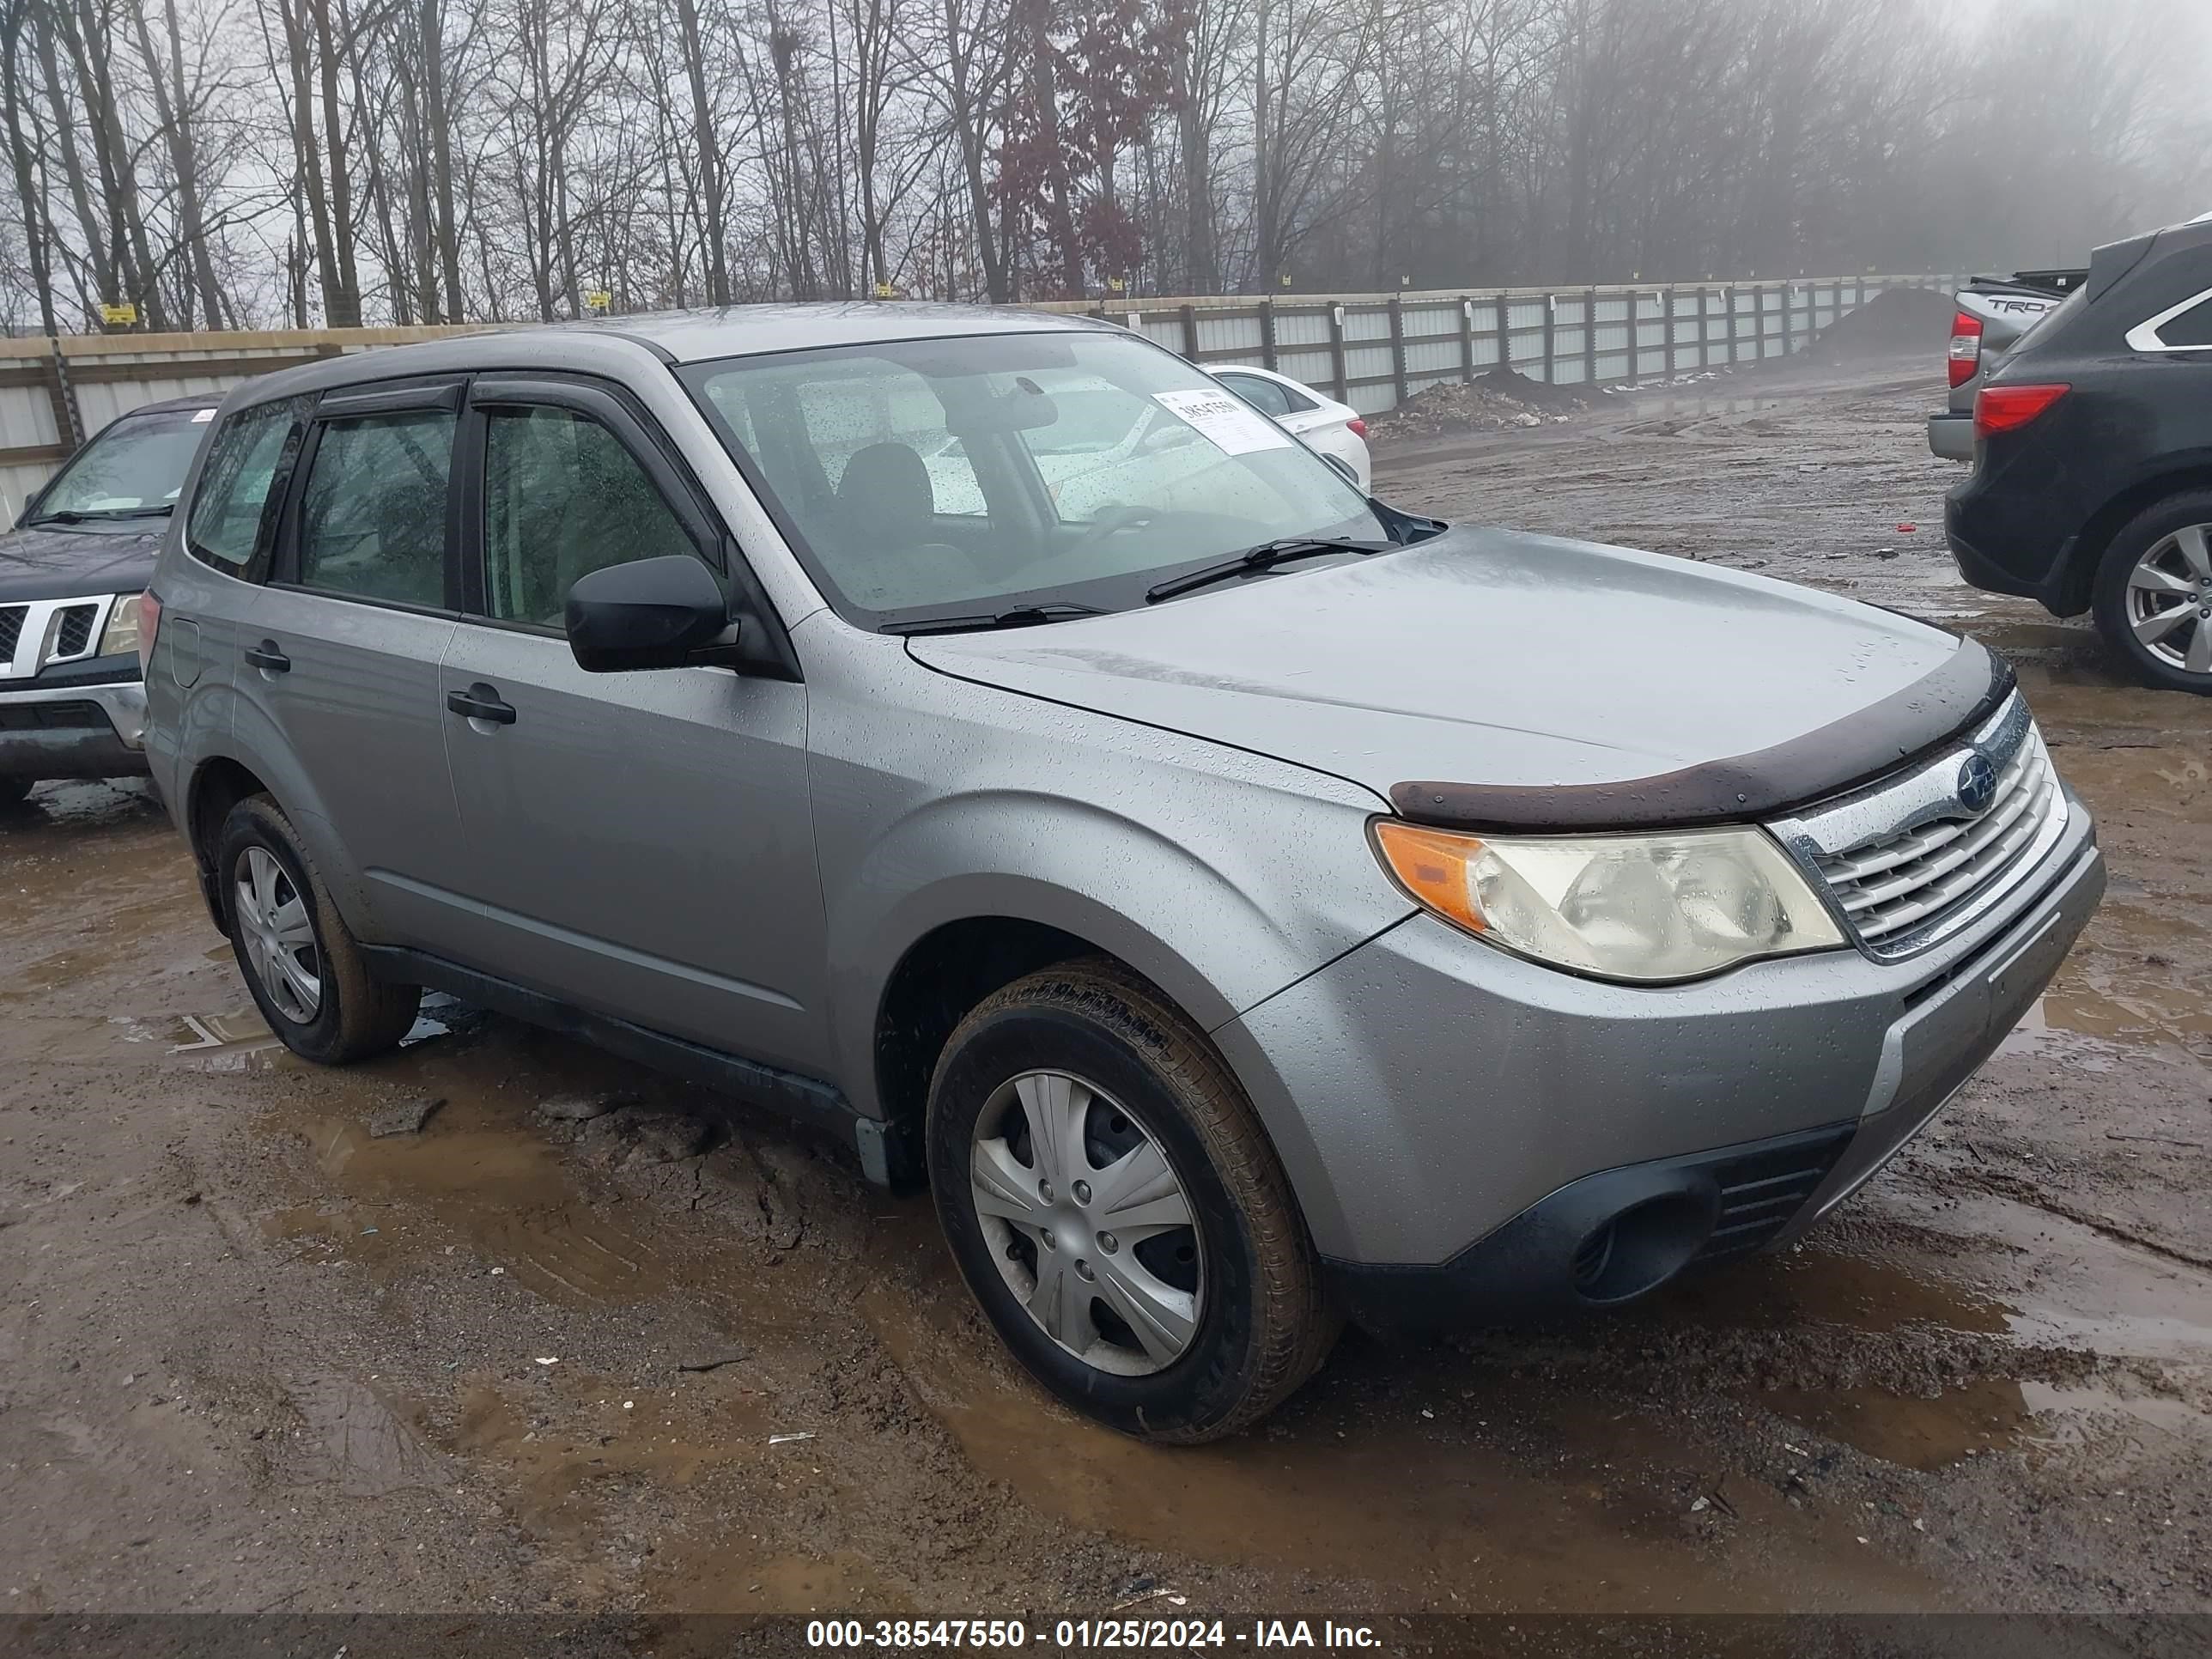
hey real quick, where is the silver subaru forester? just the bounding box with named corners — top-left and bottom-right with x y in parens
top-left (142, 306), bottom-right (2104, 1441)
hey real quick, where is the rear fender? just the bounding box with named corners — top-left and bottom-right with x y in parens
top-left (195, 690), bottom-right (375, 933)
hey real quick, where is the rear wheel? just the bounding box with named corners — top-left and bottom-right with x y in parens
top-left (2092, 492), bottom-right (2212, 694)
top-left (216, 794), bottom-right (420, 1064)
top-left (926, 958), bottom-right (1334, 1443)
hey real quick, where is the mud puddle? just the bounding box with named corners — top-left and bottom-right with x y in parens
top-left (855, 1267), bottom-right (1948, 1612)
top-left (246, 1006), bottom-right (831, 1336)
top-left (1951, 1197), bottom-right (2212, 1362)
top-left (1768, 1371), bottom-right (2212, 1484)
top-left (1639, 1241), bottom-right (2010, 1338)
top-left (222, 959), bottom-right (2211, 1613)
top-left (2003, 983), bottom-right (2211, 1054)
top-left (1627, 1227), bottom-right (2209, 1450)
top-left (264, 1100), bottom-right (671, 1306)
top-left (1759, 1379), bottom-right (2029, 1472)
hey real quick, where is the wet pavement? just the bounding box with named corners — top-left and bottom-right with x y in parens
top-left (3, 362), bottom-right (2209, 1620)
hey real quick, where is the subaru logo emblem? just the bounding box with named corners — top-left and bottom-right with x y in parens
top-left (1957, 752), bottom-right (1999, 815)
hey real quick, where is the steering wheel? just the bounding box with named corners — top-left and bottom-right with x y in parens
top-left (1080, 503), bottom-right (1163, 533)
top-left (1068, 503), bottom-right (1168, 550)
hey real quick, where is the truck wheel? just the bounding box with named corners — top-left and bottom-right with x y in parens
top-left (2093, 491), bottom-right (2212, 695)
top-left (216, 794), bottom-right (421, 1064)
top-left (927, 957), bottom-right (1334, 1443)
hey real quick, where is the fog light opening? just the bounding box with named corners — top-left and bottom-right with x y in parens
top-left (1573, 1191), bottom-right (1711, 1304)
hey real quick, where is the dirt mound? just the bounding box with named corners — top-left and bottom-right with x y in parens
top-left (1803, 284), bottom-right (1954, 362)
top-left (1370, 365), bottom-right (1597, 440)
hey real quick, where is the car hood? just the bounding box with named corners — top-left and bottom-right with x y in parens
top-left (0, 520), bottom-right (164, 602)
top-left (907, 526), bottom-right (2005, 828)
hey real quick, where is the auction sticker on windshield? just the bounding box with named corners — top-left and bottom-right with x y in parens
top-left (1153, 388), bottom-right (1294, 454)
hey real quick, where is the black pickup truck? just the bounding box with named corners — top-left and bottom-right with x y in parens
top-left (2, 394), bottom-right (220, 805)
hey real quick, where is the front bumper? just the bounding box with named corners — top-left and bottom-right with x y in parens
top-left (0, 677), bottom-right (149, 780)
top-left (1218, 799), bottom-right (2103, 1324)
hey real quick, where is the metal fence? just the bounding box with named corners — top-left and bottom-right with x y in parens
top-left (0, 275), bottom-right (1954, 522)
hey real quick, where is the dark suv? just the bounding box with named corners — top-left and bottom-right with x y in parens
top-left (2, 395), bottom-right (221, 803)
top-left (1945, 215), bottom-right (2212, 695)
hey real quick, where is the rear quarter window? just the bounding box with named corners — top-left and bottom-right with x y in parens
top-left (185, 398), bottom-right (310, 577)
top-left (2152, 295), bottom-right (2212, 349)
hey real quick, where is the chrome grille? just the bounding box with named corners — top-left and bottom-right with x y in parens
top-left (1770, 690), bottom-right (2069, 960)
top-left (1820, 728), bottom-right (2058, 945)
top-left (53, 603), bottom-right (97, 659)
top-left (0, 592), bottom-right (122, 678)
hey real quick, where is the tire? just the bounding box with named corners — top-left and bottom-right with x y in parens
top-left (2091, 490), bottom-right (2212, 695)
top-left (926, 957), bottom-right (1334, 1443)
top-left (0, 776), bottom-right (34, 809)
top-left (216, 793), bottom-right (420, 1064)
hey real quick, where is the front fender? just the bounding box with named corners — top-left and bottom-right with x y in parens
top-left (803, 622), bottom-right (1415, 1251)
top-left (826, 812), bottom-right (1400, 1257)
top-left (832, 789), bottom-right (1334, 1046)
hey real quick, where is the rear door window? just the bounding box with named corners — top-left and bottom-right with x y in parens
top-left (294, 410), bottom-right (456, 609)
top-left (186, 400), bottom-right (305, 575)
top-left (1217, 373), bottom-right (1292, 416)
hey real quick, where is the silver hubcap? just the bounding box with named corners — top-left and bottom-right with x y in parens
top-left (969, 1070), bottom-right (1202, 1376)
top-left (234, 846), bottom-right (321, 1024)
top-left (2125, 524), bottom-right (2212, 676)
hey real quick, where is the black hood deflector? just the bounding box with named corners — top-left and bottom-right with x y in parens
top-left (1390, 639), bottom-right (2014, 831)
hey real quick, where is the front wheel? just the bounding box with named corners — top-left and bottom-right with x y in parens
top-left (926, 959), bottom-right (1334, 1443)
top-left (2092, 491), bottom-right (2212, 694)
top-left (216, 794), bottom-right (421, 1064)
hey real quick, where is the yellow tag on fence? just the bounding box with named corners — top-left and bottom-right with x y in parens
top-left (100, 301), bottom-right (137, 326)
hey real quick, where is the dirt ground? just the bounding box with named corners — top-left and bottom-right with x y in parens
top-left (3, 356), bottom-right (2209, 1635)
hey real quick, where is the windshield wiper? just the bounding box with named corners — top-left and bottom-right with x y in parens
top-left (1145, 538), bottom-right (1392, 603)
top-left (881, 602), bottom-right (1109, 636)
top-left (29, 504), bottom-right (173, 526)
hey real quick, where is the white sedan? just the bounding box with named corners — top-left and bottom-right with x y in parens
top-left (1209, 364), bottom-right (1371, 491)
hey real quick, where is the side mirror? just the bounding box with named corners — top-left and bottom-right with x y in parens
top-left (566, 555), bottom-right (737, 673)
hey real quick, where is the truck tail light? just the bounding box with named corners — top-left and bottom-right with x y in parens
top-left (1947, 310), bottom-right (1983, 388)
top-left (1974, 384), bottom-right (2069, 440)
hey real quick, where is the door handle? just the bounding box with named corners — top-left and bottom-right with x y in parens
top-left (446, 683), bottom-right (517, 726)
top-left (244, 640), bottom-right (289, 674)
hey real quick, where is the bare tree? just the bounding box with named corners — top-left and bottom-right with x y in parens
top-left (2, 0), bottom-right (2208, 331)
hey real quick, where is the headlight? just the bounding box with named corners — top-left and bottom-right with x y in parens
top-left (98, 592), bottom-right (145, 658)
top-left (1371, 819), bottom-right (1844, 983)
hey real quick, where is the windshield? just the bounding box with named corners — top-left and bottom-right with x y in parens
top-left (29, 406), bottom-right (212, 523)
top-left (678, 330), bottom-right (1386, 625)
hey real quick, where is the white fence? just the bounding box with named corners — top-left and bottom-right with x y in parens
top-left (1, 275), bottom-right (1954, 522)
